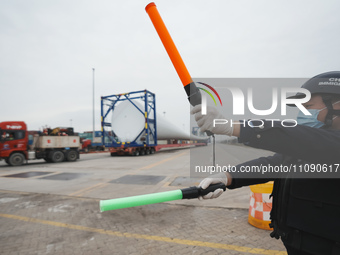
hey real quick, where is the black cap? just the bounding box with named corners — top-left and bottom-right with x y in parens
top-left (288, 71), bottom-right (340, 100)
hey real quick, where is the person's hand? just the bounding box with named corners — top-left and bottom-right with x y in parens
top-left (198, 172), bottom-right (228, 200)
top-left (191, 105), bottom-right (233, 136)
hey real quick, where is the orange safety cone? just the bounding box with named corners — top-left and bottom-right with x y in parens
top-left (248, 182), bottom-right (274, 230)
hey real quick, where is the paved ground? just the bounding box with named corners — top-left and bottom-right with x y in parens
top-left (0, 144), bottom-right (286, 254)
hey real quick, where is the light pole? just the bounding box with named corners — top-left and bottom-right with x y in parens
top-left (92, 68), bottom-right (95, 142)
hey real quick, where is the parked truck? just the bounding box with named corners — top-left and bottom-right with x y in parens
top-left (0, 121), bottom-right (80, 166)
top-left (79, 131), bottom-right (105, 152)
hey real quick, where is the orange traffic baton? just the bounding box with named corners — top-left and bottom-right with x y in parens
top-left (145, 2), bottom-right (201, 106)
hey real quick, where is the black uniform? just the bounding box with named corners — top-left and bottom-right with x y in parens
top-left (227, 120), bottom-right (340, 255)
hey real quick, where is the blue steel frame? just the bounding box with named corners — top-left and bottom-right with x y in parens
top-left (101, 90), bottom-right (157, 148)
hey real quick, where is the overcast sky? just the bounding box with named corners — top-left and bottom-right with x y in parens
top-left (1, 0), bottom-right (340, 133)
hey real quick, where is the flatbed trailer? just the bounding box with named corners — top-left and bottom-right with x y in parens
top-left (108, 142), bottom-right (207, 156)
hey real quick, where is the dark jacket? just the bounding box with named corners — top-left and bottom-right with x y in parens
top-left (227, 121), bottom-right (340, 244)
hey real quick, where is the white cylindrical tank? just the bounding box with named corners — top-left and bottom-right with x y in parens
top-left (111, 100), bottom-right (204, 142)
top-left (111, 100), bottom-right (146, 143)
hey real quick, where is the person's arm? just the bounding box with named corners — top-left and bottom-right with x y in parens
top-left (236, 120), bottom-right (340, 164)
top-left (198, 153), bottom-right (283, 199)
top-left (226, 153), bottom-right (285, 189)
top-left (191, 105), bottom-right (340, 164)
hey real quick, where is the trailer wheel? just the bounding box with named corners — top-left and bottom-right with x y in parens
top-left (140, 150), bottom-right (145, 156)
top-left (66, 150), bottom-right (78, 162)
top-left (50, 150), bottom-right (65, 163)
top-left (44, 157), bottom-right (52, 163)
top-left (8, 153), bottom-right (25, 166)
top-left (133, 150), bottom-right (139, 156)
top-left (145, 149), bottom-right (150, 155)
top-left (150, 148), bottom-right (155, 154)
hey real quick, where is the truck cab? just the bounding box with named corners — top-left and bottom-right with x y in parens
top-left (0, 121), bottom-right (28, 166)
top-left (1, 121), bottom-right (80, 166)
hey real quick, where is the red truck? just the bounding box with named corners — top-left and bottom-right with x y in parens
top-left (0, 121), bottom-right (80, 166)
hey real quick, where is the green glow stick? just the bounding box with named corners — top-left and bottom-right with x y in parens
top-left (100, 183), bottom-right (226, 212)
top-left (100, 190), bottom-right (182, 212)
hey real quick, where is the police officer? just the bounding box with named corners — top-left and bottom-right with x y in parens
top-left (191, 71), bottom-right (340, 255)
